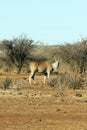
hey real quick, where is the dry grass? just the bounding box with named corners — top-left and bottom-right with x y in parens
top-left (0, 73), bottom-right (87, 129)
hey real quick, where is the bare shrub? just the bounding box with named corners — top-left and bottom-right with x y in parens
top-left (50, 73), bottom-right (83, 89)
top-left (30, 44), bottom-right (57, 62)
top-left (12, 80), bottom-right (23, 91)
top-left (1, 77), bottom-right (12, 90)
top-left (58, 38), bottom-right (87, 73)
top-left (0, 34), bottom-right (34, 73)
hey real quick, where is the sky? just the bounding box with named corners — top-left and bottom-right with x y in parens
top-left (0, 0), bottom-right (87, 45)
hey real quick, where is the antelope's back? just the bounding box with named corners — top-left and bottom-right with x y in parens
top-left (38, 61), bottom-right (53, 72)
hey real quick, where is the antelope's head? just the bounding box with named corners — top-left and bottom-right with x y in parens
top-left (52, 57), bottom-right (60, 71)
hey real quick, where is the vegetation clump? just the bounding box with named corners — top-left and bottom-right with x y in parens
top-left (1, 77), bottom-right (12, 90)
top-left (0, 35), bottom-right (87, 90)
top-left (50, 73), bottom-right (83, 90)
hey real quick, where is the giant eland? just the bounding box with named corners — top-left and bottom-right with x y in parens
top-left (29, 58), bottom-right (59, 86)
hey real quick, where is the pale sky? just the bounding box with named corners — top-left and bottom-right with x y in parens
top-left (0, 0), bottom-right (87, 45)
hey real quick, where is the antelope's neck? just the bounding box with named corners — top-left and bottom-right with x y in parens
top-left (52, 61), bottom-right (58, 70)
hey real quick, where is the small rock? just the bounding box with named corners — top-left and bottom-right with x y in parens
top-left (75, 93), bottom-right (82, 97)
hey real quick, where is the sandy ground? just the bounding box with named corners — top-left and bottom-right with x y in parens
top-left (0, 73), bottom-right (87, 130)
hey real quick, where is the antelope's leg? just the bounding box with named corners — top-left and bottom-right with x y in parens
top-left (43, 75), bottom-right (46, 84)
top-left (29, 71), bottom-right (34, 86)
top-left (47, 70), bottom-right (50, 83)
top-left (29, 74), bottom-right (32, 86)
top-left (43, 72), bottom-right (47, 85)
top-left (29, 72), bottom-right (37, 86)
top-left (31, 74), bottom-right (37, 84)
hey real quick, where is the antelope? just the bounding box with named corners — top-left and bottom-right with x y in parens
top-left (29, 58), bottom-right (59, 86)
